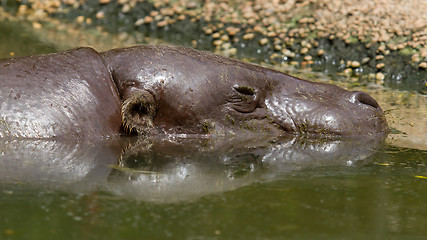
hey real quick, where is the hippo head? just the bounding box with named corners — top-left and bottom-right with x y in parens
top-left (102, 45), bottom-right (388, 137)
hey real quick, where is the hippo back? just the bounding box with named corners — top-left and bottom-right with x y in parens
top-left (0, 47), bottom-right (122, 138)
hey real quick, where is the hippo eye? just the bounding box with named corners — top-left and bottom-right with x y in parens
top-left (234, 86), bottom-right (255, 96)
top-left (228, 85), bottom-right (259, 113)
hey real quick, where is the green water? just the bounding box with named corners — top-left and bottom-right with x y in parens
top-left (0, 137), bottom-right (426, 240)
top-left (1, 16), bottom-right (427, 240)
top-left (1, 143), bottom-right (426, 240)
top-left (0, 18), bottom-right (57, 58)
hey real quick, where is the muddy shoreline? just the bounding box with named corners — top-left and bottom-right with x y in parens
top-left (1, 0), bottom-right (426, 93)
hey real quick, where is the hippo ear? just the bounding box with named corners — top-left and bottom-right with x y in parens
top-left (121, 90), bottom-right (157, 135)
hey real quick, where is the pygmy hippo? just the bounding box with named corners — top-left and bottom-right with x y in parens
top-left (0, 45), bottom-right (388, 138)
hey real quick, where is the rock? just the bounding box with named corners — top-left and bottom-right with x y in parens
top-left (32, 22), bottom-right (42, 29)
top-left (135, 18), bottom-right (144, 26)
top-left (343, 68), bottom-right (353, 75)
top-left (243, 33), bottom-right (255, 40)
top-left (96, 11), bottom-right (105, 19)
top-left (220, 35), bottom-right (230, 42)
top-left (259, 38), bottom-right (269, 45)
top-left (375, 55), bottom-right (384, 60)
top-left (304, 55), bottom-right (312, 61)
top-left (376, 72), bottom-right (385, 81)
top-left (212, 32), bottom-right (221, 39)
top-left (376, 63), bottom-right (385, 69)
top-left (351, 61), bottom-right (360, 68)
top-left (300, 47), bottom-right (309, 54)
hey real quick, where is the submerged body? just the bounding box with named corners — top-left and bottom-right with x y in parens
top-left (0, 45), bottom-right (388, 138)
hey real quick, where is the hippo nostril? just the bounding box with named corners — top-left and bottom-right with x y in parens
top-left (351, 92), bottom-right (380, 109)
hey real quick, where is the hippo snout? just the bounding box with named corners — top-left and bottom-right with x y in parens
top-left (265, 86), bottom-right (388, 137)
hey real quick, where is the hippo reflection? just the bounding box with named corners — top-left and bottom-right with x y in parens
top-left (0, 136), bottom-right (384, 202)
top-left (0, 45), bottom-right (387, 138)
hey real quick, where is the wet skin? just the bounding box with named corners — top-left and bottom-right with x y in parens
top-left (102, 45), bottom-right (388, 137)
top-left (0, 48), bottom-right (121, 138)
top-left (0, 45), bottom-right (388, 138)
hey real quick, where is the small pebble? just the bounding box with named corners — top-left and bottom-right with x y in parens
top-left (134, 18), bottom-right (144, 26)
top-left (18, 4), bottom-right (27, 15)
top-left (300, 47), bottom-right (309, 54)
top-left (212, 32), bottom-right (221, 39)
top-left (397, 43), bottom-right (405, 49)
top-left (186, 1), bottom-right (197, 9)
top-left (376, 63), bottom-right (385, 69)
top-left (221, 42), bottom-right (231, 49)
top-left (270, 53), bottom-right (279, 59)
top-left (362, 57), bottom-right (370, 64)
top-left (143, 16), bottom-right (153, 24)
top-left (377, 45), bottom-right (386, 52)
top-left (375, 55), bottom-right (384, 60)
top-left (281, 49), bottom-right (295, 57)
top-left (227, 48), bottom-right (237, 55)
top-left (267, 32), bottom-right (276, 37)
top-left (213, 39), bottom-right (223, 46)
top-left (203, 28), bottom-right (213, 35)
top-left (259, 38), bottom-right (269, 45)
top-left (122, 4), bottom-right (131, 13)
top-left (301, 60), bottom-right (313, 67)
top-left (75, 16), bottom-right (84, 24)
top-left (225, 26), bottom-right (239, 36)
top-left (32, 22), bottom-right (42, 29)
top-left (157, 20), bottom-right (167, 27)
top-left (95, 11), bottom-right (105, 19)
top-left (243, 33), bottom-right (255, 40)
top-left (351, 61), bottom-right (360, 68)
top-left (304, 55), bottom-right (312, 61)
top-left (220, 35), bottom-right (230, 42)
top-left (376, 72), bottom-right (385, 81)
top-left (343, 68), bottom-right (353, 75)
